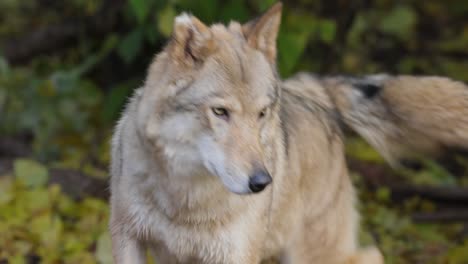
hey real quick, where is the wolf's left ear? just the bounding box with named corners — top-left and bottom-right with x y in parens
top-left (169, 13), bottom-right (217, 66)
top-left (242, 2), bottom-right (283, 63)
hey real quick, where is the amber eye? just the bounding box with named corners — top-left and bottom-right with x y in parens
top-left (212, 107), bottom-right (229, 119)
top-left (259, 108), bottom-right (268, 119)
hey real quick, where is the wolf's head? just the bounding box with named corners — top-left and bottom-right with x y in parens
top-left (137, 3), bottom-right (283, 194)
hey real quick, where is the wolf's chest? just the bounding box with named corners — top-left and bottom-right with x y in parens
top-left (129, 201), bottom-right (255, 262)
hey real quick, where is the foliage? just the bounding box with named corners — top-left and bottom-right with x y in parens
top-left (0, 161), bottom-right (110, 263)
top-left (1, 0), bottom-right (468, 263)
top-left (3, 0), bottom-right (468, 161)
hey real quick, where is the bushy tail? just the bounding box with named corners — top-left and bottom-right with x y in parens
top-left (321, 74), bottom-right (468, 169)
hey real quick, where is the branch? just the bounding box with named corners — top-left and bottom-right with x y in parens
top-left (390, 185), bottom-right (468, 206)
top-left (412, 210), bottom-right (468, 223)
top-left (348, 158), bottom-right (468, 205)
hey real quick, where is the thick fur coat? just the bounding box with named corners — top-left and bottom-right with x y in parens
top-left (110, 4), bottom-right (382, 263)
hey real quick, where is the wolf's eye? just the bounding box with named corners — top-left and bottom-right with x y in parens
top-left (212, 107), bottom-right (229, 120)
top-left (259, 108), bottom-right (268, 119)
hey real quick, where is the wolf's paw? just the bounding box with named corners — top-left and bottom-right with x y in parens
top-left (347, 247), bottom-right (384, 264)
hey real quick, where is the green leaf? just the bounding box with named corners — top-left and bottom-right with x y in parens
top-left (14, 159), bottom-right (49, 188)
top-left (101, 80), bottom-right (136, 123)
top-left (220, 1), bottom-right (249, 23)
top-left (118, 29), bottom-right (144, 64)
top-left (439, 59), bottom-right (468, 82)
top-left (407, 159), bottom-right (457, 186)
top-left (347, 14), bottom-right (367, 46)
top-left (278, 31), bottom-right (309, 77)
top-left (0, 176), bottom-right (13, 205)
top-left (8, 254), bottom-right (26, 264)
top-left (130, 0), bottom-right (150, 24)
top-left (319, 19), bottom-right (336, 44)
top-left (254, 0), bottom-right (278, 11)
top-left (379, 5), bottom-right (417, 40)
top-left (277, 13), bottom-right (318, 76)
top-left (157, 5), bottom-right (176, 37)
top-left (23, 189), bottom-right (50, 212)
top-left (376, 187), bottom-right (390, 202)
top-left (30, 212), bottom-right (63, 249)
top-left (73, 35), bottom-right (119, 77)
top-left (0, 56), bottom-right (9, 77)
top-left (447, 240), bottom-right (468, 263)
top-left (96, 232), bottom-right (112, 264)
top-left (345, 138), bottom-right (385, 163)
top-left (178, 0), bottom-right (218, 22)
top-left (145, 24), bottom-right (158, 44)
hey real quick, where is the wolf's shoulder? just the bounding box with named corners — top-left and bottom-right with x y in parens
top-left (110, 87), bottom-right (144, 180)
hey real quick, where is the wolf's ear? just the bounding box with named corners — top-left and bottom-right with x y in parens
top-left (169, 13), bottom-right (217, 66)
top-left (242, 2), bottom-right (282, 63)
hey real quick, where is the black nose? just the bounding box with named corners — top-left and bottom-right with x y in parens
top-left (248, 170), bottom-right (272, 193)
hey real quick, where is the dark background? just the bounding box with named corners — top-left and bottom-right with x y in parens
top-left (1, 0), bottom-right (468, 263)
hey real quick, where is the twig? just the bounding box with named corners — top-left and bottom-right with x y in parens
top-left (413, 210), bottom-right (468, 223)
top-left (390, 185), bottom-right (468, 206)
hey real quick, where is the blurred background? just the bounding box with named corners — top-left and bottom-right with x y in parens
top-left (1, 0), bottom-right (468, 263)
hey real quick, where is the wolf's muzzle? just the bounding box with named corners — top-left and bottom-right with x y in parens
top-left (248, 170), bottom-right (272, 193)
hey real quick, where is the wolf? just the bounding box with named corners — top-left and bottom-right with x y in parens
top-left (110, 3), bottom-right (383, 263)
top-left (323, 74), bottom-right (468, 168)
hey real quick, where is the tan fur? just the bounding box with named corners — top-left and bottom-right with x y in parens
top-left (324, 74), bottom-right (468, 166)
top-left (110, 4), bottom-right (382, 264)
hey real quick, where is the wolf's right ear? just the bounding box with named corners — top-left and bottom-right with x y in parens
top-left (242, 2), bottom-right (283, 64)
top-left (169, 13), bottom-right (217, 66)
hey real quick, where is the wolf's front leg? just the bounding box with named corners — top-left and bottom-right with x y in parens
top-left (110, 225), bottom-right (146, 264)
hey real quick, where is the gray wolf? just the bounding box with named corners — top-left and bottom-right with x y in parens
top-left (109, 3), bottom-right (383, 263)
